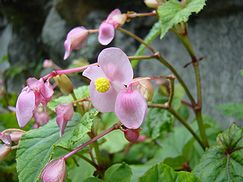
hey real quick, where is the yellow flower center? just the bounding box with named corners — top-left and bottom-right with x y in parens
top-left (95, 77), bottom-right (110, 93)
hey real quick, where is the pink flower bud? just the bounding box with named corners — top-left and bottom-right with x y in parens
top-left (9, 131), bottom-right (25, 144)
top-left (0, 144), bottom-right (11, 160)
top-left (40, 158), bottom-right (66, 182)
top-left (133, 78), bottom-right (154, 101)
top-left (34, 110), bottom-right (50, 126)
top-left (64, 27), bottom-right (89, 60)
top-left (124, 128), bottom-right (140, 143)
top-left (55, 104), bottom-right (74, 136)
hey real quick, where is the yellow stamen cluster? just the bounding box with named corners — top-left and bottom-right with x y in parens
top-left (95, 77), bottom-right (110, 93)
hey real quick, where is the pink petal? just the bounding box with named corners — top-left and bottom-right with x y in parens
top-left (82, 66), bottom-right (106, 81)
top-left (98, 22), bottom-right (115, 45)
top-left (98, 47), bottom-right (133, 85)
top-left (64, 27), bottom-right (88, 60)
top-left (115, 89), bottom-right (147, 129)
top-left (64, 39), bottom-right (71, 60)
top-left (41, 158), bottom-right (66, 182)
top-left (89, 81), bottom-right (118, 112)
top-left (106, 9), bottom-right (122, 27)
top-left (40, 81), bottom-right (54, 106)
top-left (16, 88), bottom-right (35, 127)
top-left (27, 77), bottom-right (44, 92)
top-left (55, 104), bottom-right (74, 136)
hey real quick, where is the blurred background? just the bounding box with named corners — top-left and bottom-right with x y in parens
top-left (0, 0), bottom-right (242, 181)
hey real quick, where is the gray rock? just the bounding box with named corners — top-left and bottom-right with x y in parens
top-left (139, 11), bottom-right (243, 128)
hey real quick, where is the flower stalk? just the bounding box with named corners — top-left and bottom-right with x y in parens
top-left (63, 123), bottom-right (121, 160)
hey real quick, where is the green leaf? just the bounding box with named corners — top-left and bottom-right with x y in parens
top-left (132, 22), bottom-right (161, 67)
top-left (158, 0), bottom-right (206, 39)
top-left (47, 86), bottom-right (89, 111)
top-left (139, 163), bottom-right (200, 182)
top-left (84, 177), bottom-right (103, 182)
top-left (217, 103), bottom-right (243, 120)
top-left (104, 163), bottom-right (132, 182)
top-left (193, 124), bottom-right (243, 181)
top-left (16, 112), bottom-right (95, 182)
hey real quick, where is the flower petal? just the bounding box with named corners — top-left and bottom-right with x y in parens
top-left (106, 9), bottom-right (122, 27)
top-left (98, 22), bottom-right (115, 45)
top-left (98, 47), bottom-right (133, 85)
top-left (89, 81), bottom-right (118, 112)
top-left (115, 89), bottom-right (147, 129)
top-left (16, 88), bottom-right (35, 128)
top-left (64, 27), bottom-right (88, 60)
top-left (83, 66), bottom-right (106, 81)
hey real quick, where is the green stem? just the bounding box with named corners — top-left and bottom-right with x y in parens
top-left (174, 31), bottom-right (209, 147)
top-left (168, 108), bottom-right (205, 150)
top-left (118, 27), bottom-right (196, 106)
top-left (148, 103), bottom-right (205, 150)
top-left (128, 54), bottom-right (157, 60)
top-left (156, 54), bottom-right (196, 106)
top-left (195, 111), bottom-right (209, 147)
top-left (117, 27), bottom-right (157, 54)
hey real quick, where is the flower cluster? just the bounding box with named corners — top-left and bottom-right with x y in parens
top-left (64, 9), bottom-right (127, 60)
top-left (16, 78), bottom-right (54, 128)
top-left (83, 47), bottom-right (147, 129)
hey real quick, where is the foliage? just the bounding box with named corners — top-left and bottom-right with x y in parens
top-left (157, 0), bottom-right (206, 39)
top-left (193, 124), bottom-right (243, 181)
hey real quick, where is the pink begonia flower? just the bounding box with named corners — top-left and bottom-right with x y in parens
top-left (83, 47), bottom-right (147, 129)
top-left (115, 88), bottom-right (147, 129)
top-left (55, 104), bottom-right (74, 136)
top-left (16, 78), bottom-right (54, 128)
top-left (64, 26), bottom-right (89, 60)
top-left (98, 9), bottom-right (126, 45)
top-left (41, 158), bottom-right (66, 182)
top-left (83, 47), bottom-right (133, 112)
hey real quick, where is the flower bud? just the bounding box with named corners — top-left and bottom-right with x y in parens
top-left (43, 59), bottom-right (54, 68)
top-left (55, 104), bottom-right (74, 136)
top-left (124, 128), bottom-right (140, 143)
top-left (133, 78), bottom-right (154, 102)
top-left (10, 131), bottom-right (25, 144)
top-left (111, 14), bottom-right (127, 26)
top-left (54, 74), bottom-right (74, 94)
top-left (0, 144), bottom-right (11, 160)
top-left (41, 158), bottom-right (66, 182)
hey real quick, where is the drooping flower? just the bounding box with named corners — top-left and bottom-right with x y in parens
top-left (16, 78), bottom-right (54, 128)
top-left (98, 9), bottom-right (127, 45)
top-left (83, 47), bottom-right (147, 129)
top-left (0, 132), bottom-right (11, 145)
top-left (55, 104), bottom-right (74, 136)
top-left (83, 47), bottom-right (133, 112)
top-left (115, 87), bottom-right (147, 129)
top-left (40, 158), bottom-right (66, 182)
top-left (64, 27), bottom-right (89, 60)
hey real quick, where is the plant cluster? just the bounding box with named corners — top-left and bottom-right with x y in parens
top-left (0, 0), bottom-right (242, 182)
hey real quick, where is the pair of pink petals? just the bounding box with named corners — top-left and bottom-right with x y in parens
top-left (98, 9), bottom-right (123, 45)
top-left (16, 78), bottom-right (54, 128)
top-left (63, 9), bottom-right (125, 60)
top-left (83, 47), bottom-right (147, 129)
